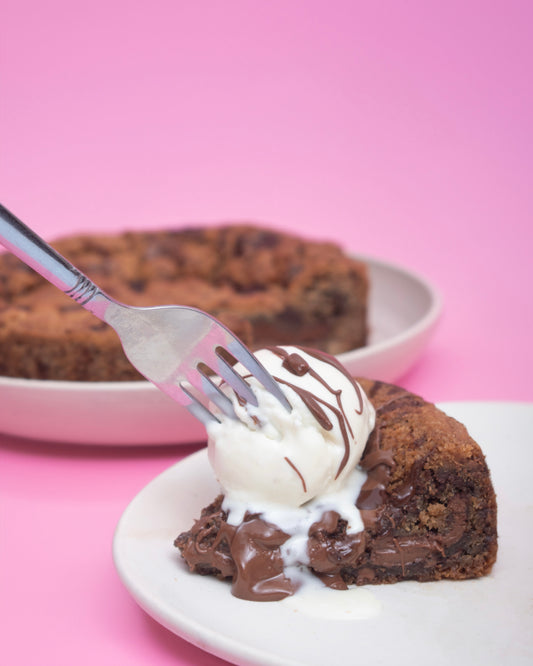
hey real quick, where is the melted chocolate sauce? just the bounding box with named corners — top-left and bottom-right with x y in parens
top-left (229, 516), bottom-right (294, 601)
top-left (266, 346), bottom-right (365, 479)
top-left (284, 456), bottom-right (307, 492)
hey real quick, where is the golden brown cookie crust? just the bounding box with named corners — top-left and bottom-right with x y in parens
top-left (0, 225), bottom-right (368, 381)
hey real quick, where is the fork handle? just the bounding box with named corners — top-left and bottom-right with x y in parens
top-left (0, 203), bottom-right (111, 319)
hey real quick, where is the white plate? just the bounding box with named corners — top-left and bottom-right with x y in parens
top-left (0, 256), bottom-right (441, 445)
top-left (113, 402), bottom-right (533, 666)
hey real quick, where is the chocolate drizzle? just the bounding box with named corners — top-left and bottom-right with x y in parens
top-left (276, 377), bottom-right (334, 432)
top-left (356, 389), bottom-right (421, 511)
top-left (284, 456), bottom-right (307, 492)
top-left (356, 427), bottom-right (394, 511)
top-left (267, 346), bottom-right (365, 479)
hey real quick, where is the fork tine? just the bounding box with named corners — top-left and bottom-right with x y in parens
top-left (214, 353), bottom-right (259, 406)
top-left (196, 366), bottom-right (240, 419)
top-left (223, 341), bottom-right (292, 412)
top-left (174, 363), bottom-right (242, 420)
top-left (179, 382), bottom-right (221, 427)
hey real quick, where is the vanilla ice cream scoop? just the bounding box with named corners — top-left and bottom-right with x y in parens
top-left (206, 346), bottom-right (375, 509)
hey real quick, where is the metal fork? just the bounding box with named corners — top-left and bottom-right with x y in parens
top-left (0, 203), bottom-right (291, 425)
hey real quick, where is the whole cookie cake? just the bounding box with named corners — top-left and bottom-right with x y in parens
top-left (0, 226), bottom-right (368, 381)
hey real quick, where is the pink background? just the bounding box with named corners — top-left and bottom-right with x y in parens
top-left (1, 1), bottom-right (531, 664)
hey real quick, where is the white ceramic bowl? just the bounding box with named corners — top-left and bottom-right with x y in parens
top-left (0, 255), bottom-right (441, 445)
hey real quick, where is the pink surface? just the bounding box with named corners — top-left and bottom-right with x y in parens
top-left (0, 1), bottom-right (531, 664)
